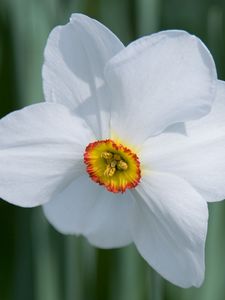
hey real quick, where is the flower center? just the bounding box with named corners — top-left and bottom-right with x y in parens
top-left (84, 139), bottom-right (141, 193)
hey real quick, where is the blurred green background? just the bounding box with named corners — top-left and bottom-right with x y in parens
top-left (1, 0), bottom-right (225, 299)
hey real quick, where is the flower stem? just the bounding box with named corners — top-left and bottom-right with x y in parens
top-left (150, 269), bottom-right (164, 300)
top-left (65, 236), bottom-right (82, 300)
top-left (31, 208), bottom-right (61, 300)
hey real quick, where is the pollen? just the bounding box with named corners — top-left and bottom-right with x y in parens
top-left (84, 139), bottom-right (141, 193)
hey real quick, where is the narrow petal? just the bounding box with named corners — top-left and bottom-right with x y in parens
top-left (0, 103), bottom-right (94, 207)
top-left (43, 174), bottom-right (133, 248)
top-left (105, 30), bottom-right (217, 144)
top-left (42, 13), bottom-right (124, 139)
top-left (142, 80), bottom-right (225, 202)
top-left (131, 172), bottom-right (208, 288)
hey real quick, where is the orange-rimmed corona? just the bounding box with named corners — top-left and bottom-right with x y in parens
top-left (84, 139), bottom-right (141, 193)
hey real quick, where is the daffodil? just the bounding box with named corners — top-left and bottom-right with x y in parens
top-left (1, 13), bottom-right (225, 288)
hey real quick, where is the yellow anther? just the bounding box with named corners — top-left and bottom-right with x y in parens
top-left (117, 160), bottom-right (128, 170)
top-left (102, 150), bottom-right (128, 176)
top-left (101, 152), bottom-right (113, 160)
top-left (114, 154), bottom-right (121, 161)
top-left (104, 165), bottom-right (116, 177)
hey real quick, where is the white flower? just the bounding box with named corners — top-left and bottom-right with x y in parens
top-left (1, 13), bottom-right (225, 288)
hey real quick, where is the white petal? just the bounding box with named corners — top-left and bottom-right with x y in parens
top-left (142, 80), bottom-right (225, 202)
top-left (105, 30), bottom-right (217, 144)
top-left (0, 103), bottom-right (94, 207)
top-left (43, 174), bottom-right (133, 248)
top-left (43, 13), bottom-right (124, 139)
top-left (131, 172), bottom-right (208, 288)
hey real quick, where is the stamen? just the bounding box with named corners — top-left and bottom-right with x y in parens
top-left (104, 165), bottom-right (116, 177)
top-left (101, 151), bottom-right (113, 160)
top-left (114, 154), bottom-right (121, 161)
top-left (117, 160), bottom-right (128, 170)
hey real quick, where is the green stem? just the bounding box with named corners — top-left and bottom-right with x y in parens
top-left (31, 208), bottom-right (61, 300)
top-left (150, 269), bottom-right (164, 300)
top-left (65, 236), bottom-right (82, 300)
